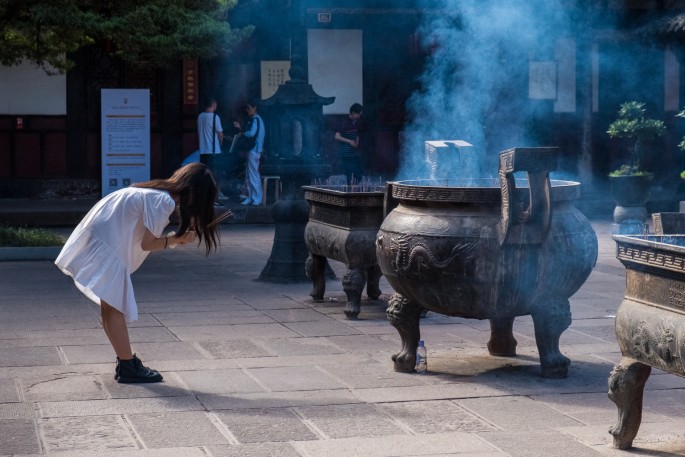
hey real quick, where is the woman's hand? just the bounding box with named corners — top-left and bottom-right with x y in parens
top-left (142, 229), bottom-right (196, 251)
top-left (173, 231), bottom-right (195, 246)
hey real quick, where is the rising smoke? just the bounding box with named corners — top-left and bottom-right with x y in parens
top-left (397, 0), bottom-right (580, 181)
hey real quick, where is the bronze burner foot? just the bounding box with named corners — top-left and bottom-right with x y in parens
top-left (532, 297), bottom-right (572, 378)
top-left (487, 317), bottom-right (517, 356)
top-left (608, 357), bottom-right (651, 450)
top-left (387, 293), bottom-right (422, 372)
top-left (306, 253), bottom-right (326, 301)
top-left (342, 267), bottom-right (365, 319)
top-left (366, 264), bottom-right (383, 300)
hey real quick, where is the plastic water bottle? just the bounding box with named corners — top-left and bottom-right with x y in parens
top-left (415, 340), bottom-right (427, 373)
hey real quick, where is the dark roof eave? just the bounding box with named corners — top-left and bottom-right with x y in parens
top-left (261, 81), bottom-right (335, 106)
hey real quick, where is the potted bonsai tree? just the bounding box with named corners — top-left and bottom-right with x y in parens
top-left (607, 101), bottom-right (666, 223)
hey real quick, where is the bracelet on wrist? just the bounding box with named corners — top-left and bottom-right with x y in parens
top-left (164, 237), bottom-right (168, 249)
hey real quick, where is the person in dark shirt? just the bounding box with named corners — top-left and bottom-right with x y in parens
top-left (335, 103), bottom-right (363, 183)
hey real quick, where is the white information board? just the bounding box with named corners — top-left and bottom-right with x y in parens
top-left (101, 89), bottom-right (150, 197)
top-left (261, 60), bottom-right (291, 99)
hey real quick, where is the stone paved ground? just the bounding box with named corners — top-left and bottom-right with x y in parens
top-left (2, 221), bottom-right (685, 456)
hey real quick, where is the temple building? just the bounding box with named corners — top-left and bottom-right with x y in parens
top-left (1, 0), bottom-right (684, 212)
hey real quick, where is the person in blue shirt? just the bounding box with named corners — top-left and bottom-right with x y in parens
top-left (233, 101), bottom-right (265, 205)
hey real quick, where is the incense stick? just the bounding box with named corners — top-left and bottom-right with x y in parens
top-left (209, 211), bottom-right (232, 227)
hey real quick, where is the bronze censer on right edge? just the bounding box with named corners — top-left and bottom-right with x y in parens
top-left (375, 147), bottom-right (598, 378)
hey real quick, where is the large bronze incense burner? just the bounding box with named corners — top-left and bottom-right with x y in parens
top-left (304, 184), bottom-right (385, 318)
top-left (609, 233), bottom-right (685, 449)
top-left (375, 147), bottom-right (598, 378)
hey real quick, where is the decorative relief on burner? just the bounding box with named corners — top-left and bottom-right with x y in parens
top-left (391, 183), bottom-right (576, 204)
top-left (617, 245), bottom-right (685, 272)
top-left (631, 320), bottom-right (678, 367)
top-left (391, 185), bottom-right (499, 203)
top-left (305, 191), bottom-right (384, 207)
top-left (387, 234), bottom-right (476, 275)
top-left (668, 282), bottom-right (685, 311)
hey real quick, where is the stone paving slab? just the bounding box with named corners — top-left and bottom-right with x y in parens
top-left (291, 431), bottom-right (500, 456)
top-left (168, 323), bottom-right (301, 341)
top-left (197, 389), bottom-right (361, 410)
top-left (379, 399), bottom-right (497, 434)
top-left (175, 368), bottom-right (266, 395)
top-left (0, 347), bottom-right (62, 367)
top-left (215, 408), bottom-right (319, 443)
top-left (294, 403), bottom-right (406, 439)
top-left (560, 420), bottom-right (685, 452)
top-left (12, 449), bottom-right (209, 457)
top-left (0, 402), bottom-right (38, 419)
top-left (21, 374), bottom-right (107, 402)
top-left (151, 310), bottom-right (272, 326)
top-left (0, 364), bottom-right (112, 381)
top-left (353, 383), bottom-right (509, 404)
top-left (235, 353), bottom-right (375, 369)
top-left (247, 366), bottom-right (349, 392)
top-left (126, 411), bottom-right (231, 447)
top-left (457, 396), bottom-right (583, 430)
top-left (319, 361), bottom-right (429, 389)
top-left (40, 415), bottom-right (138, 453)
top-left (60, 344), bottom-right (117, 365)
top-left (100, 373), bottom-right (190, 399)
top-left (38, 396), bottom-right (203, 418)
top-left (532, 391), bottom-right (670, 432)
top-left (256, 337), bottom-right (345, 357)
top-left (478, 429), bottom-right (606, 456)
top-left (206, 443), bottom-right (303, 457)
top-left (128, 342), bottom-right (207, 361)
top-left (195, 339), bottom-right (274, 358)
top-left (0, 378), bottom-right (19, 403)
top-left (0, 418), bottom-right (42, 454)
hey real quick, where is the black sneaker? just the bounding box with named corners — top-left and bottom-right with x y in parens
top-left (115, 354), bottom-right (163, 383)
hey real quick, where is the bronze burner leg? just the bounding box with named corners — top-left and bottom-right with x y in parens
top-left (531, 297), bottom-right (571, 378)
top-left (608, 357), bottom-right (651, 450)
top-left (305, 253), bottom-right (326, 301)
top-left (487, 317), bottom-right (517, 356)
top-left (365, 264), bottom-right (382, 300)
top-left (387, 293), bottom-right (422, 372)
top-left (342, 267), bottom-right (366, 319)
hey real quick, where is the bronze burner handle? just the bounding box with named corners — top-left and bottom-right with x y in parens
top-left (497, 147), bottom-right (557, 246)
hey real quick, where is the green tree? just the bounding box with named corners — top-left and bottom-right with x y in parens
top-left (0, 0), bottom-right (252, 74)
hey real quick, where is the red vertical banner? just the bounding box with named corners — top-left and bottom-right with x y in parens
top-left (183, 58), bottom-right (198, 105)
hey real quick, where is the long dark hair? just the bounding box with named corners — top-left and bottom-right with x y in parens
top-left (133, 163), bottom-right (219, 255)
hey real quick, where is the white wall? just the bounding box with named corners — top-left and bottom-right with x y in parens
top-left (0, 61), bottom-right (66, 115)
top-left (308, 29), bottom-right (363, 115)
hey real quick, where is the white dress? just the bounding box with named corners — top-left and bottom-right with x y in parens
top-left (55, 187), bottom-right (175, 322)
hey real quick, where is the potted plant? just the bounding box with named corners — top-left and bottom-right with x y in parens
top-left (607, 101), bottom-right (666, 223)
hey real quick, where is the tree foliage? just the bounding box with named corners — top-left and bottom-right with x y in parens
top-left (0, 0), bottom-right (253, 74)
